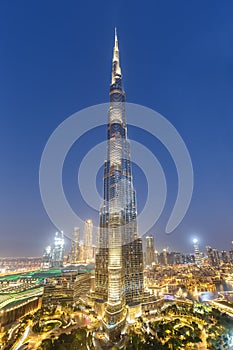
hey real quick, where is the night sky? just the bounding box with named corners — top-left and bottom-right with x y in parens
top-left (1, 1), bottom-right (233, 256)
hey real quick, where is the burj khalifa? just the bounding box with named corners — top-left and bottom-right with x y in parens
top-left (94, 29), bottom-right (144, 341)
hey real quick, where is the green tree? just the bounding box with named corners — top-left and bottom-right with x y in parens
top-left (40, 338), bottom-right (53, 350)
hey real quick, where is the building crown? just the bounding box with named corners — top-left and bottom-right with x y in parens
top-left (112, 27), bottom-right (122, 84)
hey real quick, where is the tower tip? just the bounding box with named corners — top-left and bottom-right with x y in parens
top-left (115, 27), bottom-right (118, 44)
top-left (112, 26), bottom-right (121, 82)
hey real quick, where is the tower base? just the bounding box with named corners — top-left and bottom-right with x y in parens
top-left (102, 303), bottom-right (127, 342)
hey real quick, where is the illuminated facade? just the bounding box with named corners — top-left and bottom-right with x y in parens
top-left (70, 227), bottom-right (80, 264)
top-left (42, 245), bottom-right (52, 269)
top-left (206, 246), bottom-right (220, 267)
top-left (193, 239), bottom-right (201, 266)
top-left (51, 232), bottom-right (65, 268)
top-left (162, 248), bottom-right (168, 266)
top-left (145, 235), bottom-right (155, 266)
top-left (83, 219), bottom-right (93, 262)
top-left (95, 29), bottom-right (143, 340)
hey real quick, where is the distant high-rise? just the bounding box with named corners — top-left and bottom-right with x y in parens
top-left (42, 245), bottom-right (52, 269)
top-left (83, 219), bottom-right (93, 262)
top-left (221, 250), bottom-right (228, 264)
top-left (154, 250), bottom-right (159, 265)
top-left (174, 252), bottom-right (182, 265)
top-left (206, 246), bottom-right (214, 265)
top-left (51, 232), bottom-right (65, 268)
top-left (229, 250), bottom-right (233, 264)
top-left (94, 29), bottom-right (143, 340)
top-left (206, 246), bottom-right (220, 267)
top-left (70, 227), bottom-right (80, 264)
top-left (145, 236), bottom-right (155, 266)
top-left (162, 248), bottom-right (168, 265)
top-left (193, 239), bottom-right (201, 266)
top-left (212, 248), bottom-right (220, 266)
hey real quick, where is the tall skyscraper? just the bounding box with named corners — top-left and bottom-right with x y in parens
top-left (221, 250), bottom-right (229, 264)
top-left (206, 246), bottom-right (214, 266)
top-left (193, 238), bottom-right (201, 266)
top-left (94, 29), bottom-right (143, 340)
top-left (206, 246), bottom-right (220, 267)
top-left (145, 235), bottom-right (155, 266)
top-left (212, 248), bottom-right (220, 267)
top-left (70, 227), bottom-right (80, 264)
top-left (162, 248), bottom-right (168, 265)
top-left (154, 250), bottom-right (159, 265)
top-left (83, 219), bottom-right (93, 262)
top-left (51, 232), bottom-right (65, 268)
top-left (42, 245), bottom-right (52, 269)
top-left (229, 250), bottom-right (233, 263)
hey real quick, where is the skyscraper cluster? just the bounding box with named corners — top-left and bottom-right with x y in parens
top-left (42, 220), bottom-right (95, 269)
top-left (42, 231), bottom-right (65, 269)
top-left (69, 220), bottom-right (94, 264)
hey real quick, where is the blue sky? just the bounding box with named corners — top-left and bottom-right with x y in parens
top-left (1, 0), bottom-right (233, 256)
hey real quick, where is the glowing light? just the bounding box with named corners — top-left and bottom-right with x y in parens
top-left (193, 238), bottom-right (198, 244)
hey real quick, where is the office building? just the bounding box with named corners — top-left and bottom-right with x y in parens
top-left (145, 236), bottom-right (155, 266)
top-left (70, 227), bottom-right (80, 264)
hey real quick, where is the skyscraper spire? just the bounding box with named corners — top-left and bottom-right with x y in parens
top-left (112, 27), bottom-right (121, 84)
top-left (115, 27), bottom-right (118, 47)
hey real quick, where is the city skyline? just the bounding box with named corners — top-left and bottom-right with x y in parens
top-left (1, 1), bottom-right (233, 256)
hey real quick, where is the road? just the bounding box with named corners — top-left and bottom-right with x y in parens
top-left (210, 300), bottom-right (233, 317)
